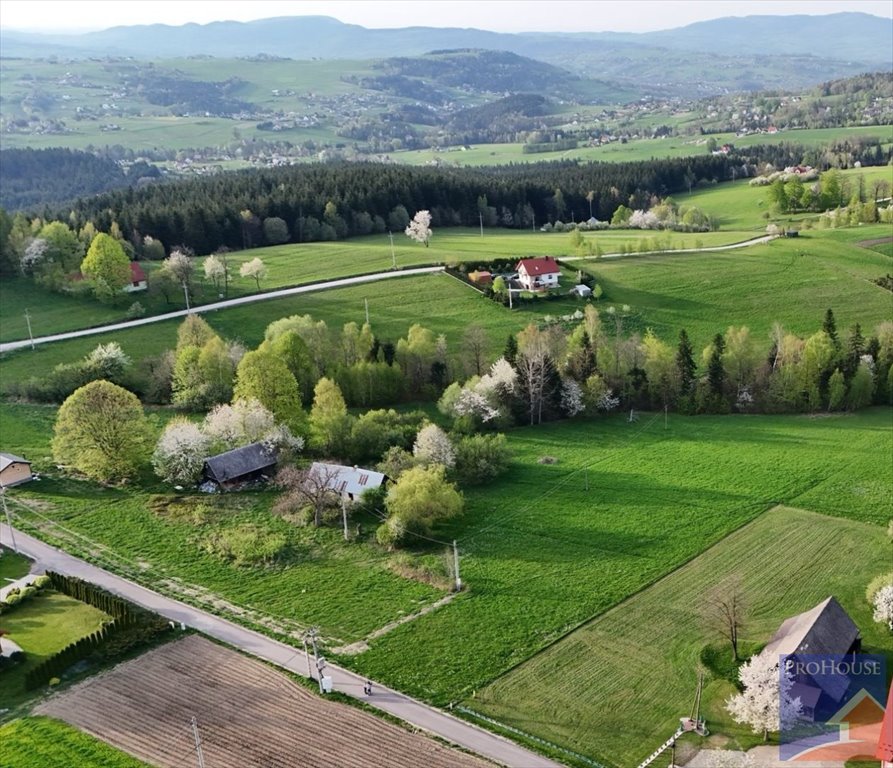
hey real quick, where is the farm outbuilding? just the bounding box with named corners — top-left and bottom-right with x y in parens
top-left (309, 462), bottom-right (386, 502)
top-left (764, 596), bottom-right (861, 719)
top-left (0, 453), bottom-right (33, 488)
top-left (202, 443), bottom-right (278, 489)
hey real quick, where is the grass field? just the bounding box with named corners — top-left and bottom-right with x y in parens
top-left (473, 507), bottom-right (892, 767)
top-left (350, 409), bottom-right (890, 707)
top-left (0, 550), bottom-right (32, 581)
top-left (1, 590), bottom-right (110, 713)
top-left (393, 127), bottom-right (893, 167)
top-left (0, 717), bottom-right (151, 768)
top-left (575, 234), bottom-right (893, 347)
top-left (671, 166), bottom-right (893, 231)
top-left (0, 228), bottom-right (750, 343)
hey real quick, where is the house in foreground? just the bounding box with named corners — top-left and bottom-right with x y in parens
top-left (202, 443), bottom-right (278, 490)
top-left (309, 462), bottom-right (386, 502)
top-left (0, 453), bottom-right (33, 488)
top-left (764, 596), bottom-right (861, 720)
top-left (515, 256), bottom-right (560, 291)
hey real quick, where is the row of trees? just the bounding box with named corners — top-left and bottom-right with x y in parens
top-left (16, 155), bottom-right (748, 257)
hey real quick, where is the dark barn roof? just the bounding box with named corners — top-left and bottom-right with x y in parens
top-left (203, 443), bottom-right (277, 484)
top-left (764, 596), bottom-right (860, 659)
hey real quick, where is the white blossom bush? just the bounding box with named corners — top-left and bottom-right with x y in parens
top-left (628, 209), bottom-right (661, 230)
top-left (21, 238), bottom-right (48, 274)
top-left (203, 398), bottom-right (277, 450)
top-left (454, 387), bottom-right (500, 422)
top-left (153, 419), bottom-right (210, 485)
top-left (560, 379), bottom-right (586, 417)
top-left (726, 651), bottom-right (803, 740)
top-left (413, 423), bottom-right (455, 468)
top-left (873, 583), bottom-right (893, 631)
top-left (86, 342), bottom-right (131, 378)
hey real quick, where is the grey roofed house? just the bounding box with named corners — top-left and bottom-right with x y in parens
top-left (764, 596), bottom-right (861, 706)
top-left (0, 452), bottom-right (33, 488)
top-left (310, 462), bottom-right (385, 501)
top-left (202, 443), bottom-right (278, 487)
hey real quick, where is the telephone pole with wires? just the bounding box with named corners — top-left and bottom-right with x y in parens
top-left (452, 540), bottom-right (462, 592)
top-left (190, 717), bottom-right (206, 768)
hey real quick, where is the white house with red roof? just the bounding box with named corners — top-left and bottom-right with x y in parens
top-left (124, 262), bottom-right (148, 292)
top-left (516, 256), bottom-right (560, 291)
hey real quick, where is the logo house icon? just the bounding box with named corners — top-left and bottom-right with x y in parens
top-left (789, 688), bottom-right (885, 762)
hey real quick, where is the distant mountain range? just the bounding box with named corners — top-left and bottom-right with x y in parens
top-left (1, 13), bottom-right (890, 97)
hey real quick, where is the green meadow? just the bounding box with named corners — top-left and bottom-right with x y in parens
top-left (0, 717), bottom-right (150, 767)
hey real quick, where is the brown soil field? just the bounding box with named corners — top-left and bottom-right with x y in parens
top-left (36, 635), bottom-right (492, 768)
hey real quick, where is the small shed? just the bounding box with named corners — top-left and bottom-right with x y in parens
top-left (570, 284), bottom-right (592, 298)
top-left (202, 443), bottom-right (278, 489)
top-left (124, 262), bottom-right (148, 292)
top-left (0, 453), bottom-right (33, 488)
top-left (309, 462), bottom-right (386, 502)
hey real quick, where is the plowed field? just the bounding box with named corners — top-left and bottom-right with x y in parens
top-left (36, 635), bottom-right (491, 768)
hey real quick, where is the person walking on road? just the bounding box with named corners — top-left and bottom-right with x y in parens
top-left (364, 680), bottom-right (373, 695)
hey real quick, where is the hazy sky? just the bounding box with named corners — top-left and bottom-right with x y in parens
top-left (2, 0), bottom-right (891, 34)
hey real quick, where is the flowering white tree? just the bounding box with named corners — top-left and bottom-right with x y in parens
top-left (873, 583), bottom-right (893, 631)
top-left (152, 419), bottom-right (210, 485)
top-left (629, 209), bottom-right (661, 230)
top-left (560, 378), bottom-right (586, 417)
top-left (479, 357), bottom-right (517, 396)
top-left (454, 387), bottom-right (500, 422)
top-left (413, 423), bottom-right (455, 468)
top-left (405, 210), bottom-right (433, 247)
top-left (21, 238), bottom-right (48, 274)
top-left (203, 398), bottom-right (276, 450)
top-left (86, 342), bottom-right (131, 378)
top-left (240, 257), bottom-right (267, 291)
top-left (726, 652), bottom-right (803, 741)
top-left (162, 249), bottom-right (194, 285)
top-left (203, 254), bottom-right (228, 295)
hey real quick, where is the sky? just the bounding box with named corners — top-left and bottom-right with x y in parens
top-left (1, 0), bottom-right (891, 35)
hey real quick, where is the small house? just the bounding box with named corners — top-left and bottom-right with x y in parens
top-left (309, 462), bottom-right (386, 502)
top-left (516, 256), bottom-right (560, 292)
top-left (0, 453), bottom-right (33, 488)
top-left (764, 596), bottom-right (861, 720)
top-left (468, 270), bottom-right (492, 285)
top-left (202, 443), bottom-right (278, 489)
top-left (124, 262), bottom-right (148, 292)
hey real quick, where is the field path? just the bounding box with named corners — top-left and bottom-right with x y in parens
top-left (1, 523), bottom-right (564, 768)
top-left (0, 266), bottom-right (443, 354)
top-left (0, 235), bottom-right (776, 354)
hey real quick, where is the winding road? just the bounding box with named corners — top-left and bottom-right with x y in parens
top-left (0, 523), bottom-right (564, 768)
top-left (0, 234), bottom-right (777, 355)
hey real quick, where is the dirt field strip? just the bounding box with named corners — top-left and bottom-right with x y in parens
top-left (37, 635), bottom-right (494, 768)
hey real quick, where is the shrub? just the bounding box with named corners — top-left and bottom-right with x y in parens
top-left (33, 574), bottom-right (51, 588)
top-left (203, 524), bottom-right (288, 567)
top-left (4, 593), bottom-right (22, 606)
top-left (454, 433), bottom-right (511, 484)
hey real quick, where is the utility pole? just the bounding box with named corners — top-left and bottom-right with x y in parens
top-left (364, 298), bottom-right (369, 325)
top-left (190, 717), bottom-right (206, 768)
top-left (508, 285), bottom-right (513, 310)
top-left (302, 627), bottom-right (319, 680)
top-left (341, 495), bottom-right (349, 541)
top-left (388, 231), bottom-right (396, 269)
top-left (452, 540), bottom-right (462, 592)
top-left (1, 489), bottom-right (17, 553)
top-left (24, 309), bottom-right (34, 351)
top-left (664, 404), bottom-right (668, 430)
top-left (479, 212), bottom-right (484, 238)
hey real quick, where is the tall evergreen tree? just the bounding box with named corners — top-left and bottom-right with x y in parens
top-left (822, 309), bottom-right (839, 347)
top-left (504, 334), bottom-right (518, 366)
top-left (843, 323), bottom-right (865, 379)
top-left (708, 333), bottom-right (726, 397)
top-left (676, 329), bottom-right (696, 395)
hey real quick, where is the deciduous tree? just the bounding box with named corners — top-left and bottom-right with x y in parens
top-left (52, 380), bottom-right (151, 482)
top-left (404, 209), bottom-right (433, 247)
top-left (80, 232), bottom-right (131, 297)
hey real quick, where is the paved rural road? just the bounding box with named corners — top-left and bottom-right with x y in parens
top-left (0, 235), bottom-right (777, 355)
top-left (1, 524), bottom-right (564, 768)
top-left (0, 266), bottom-right (444, 355)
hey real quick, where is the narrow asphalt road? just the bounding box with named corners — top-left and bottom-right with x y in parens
top-left (0, 524), bottom-right (564, 768)
top-left (0, 234), bottom-right (777, 354)
top-left (0, 266), bottom-right (444, 354)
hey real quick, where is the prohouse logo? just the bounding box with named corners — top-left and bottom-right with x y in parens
top-left (779, 653), bottom-right (886, 761)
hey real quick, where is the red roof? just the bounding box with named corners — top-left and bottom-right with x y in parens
top-left (516, 256), bottom-right (560, 276)
top-left (877, 680), bottom-right (893, 761)
top-left (130, 262), bottom-right (147, 283)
